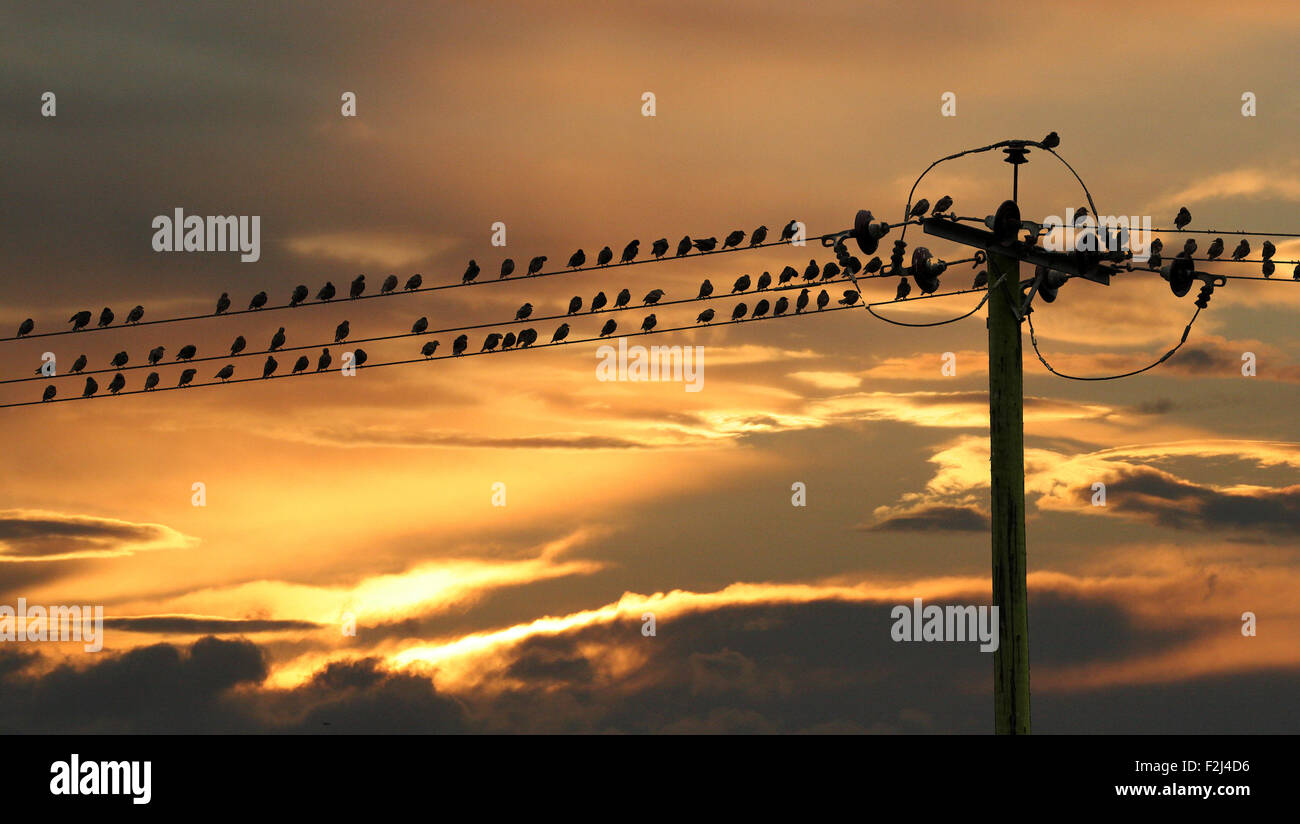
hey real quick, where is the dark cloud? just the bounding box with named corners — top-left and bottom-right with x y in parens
top-left (863, 505), bottom-right (990, 532)
top-left (104, 615), bottom-right (321, 634)
top-left (0, 510), bottom-right (191, 561)
top-left (1086, 466), bottom-right (1300, 535)
top-left (306, 427), bottom-right (648, 450)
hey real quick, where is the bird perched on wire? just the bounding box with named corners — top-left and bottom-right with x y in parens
top-left (895, 278), bottom-right (911, 300)
top-left (230, 336), bottom-right (245, 356)
top-left (42, 385), bottom-right (56, 402)
top-left (421, 341), bottom-right (439, 358)
top-left (567, 249), bottom-right (586, 269)
top-left (909, 199), bottom-right (930, 219)
top-left (774, 296), bottom-right (789, 316)
top-left (318, 281), bottom-right (336, 301)
top-left (723, 230), bottom-right (745, 250)
top-left (730, 303), bottom-right (747, 321)
top-left (731, 275), bottom-right (750, 294)
top-left (108, 373), bottom-right (126, 394)
top-left (822, 262), bottom-right (839, 281)
top-left (696, 308), bottom-right (715, 324)
top-left (600, 319), bottom-right (617, 337)
top-left (842, 257), bottom-right (861, 276)
top-left (249, 292), bottom-right (268, 310)
top-left (803, 260), bottom-right (819, 281)
top-left (270, 327), bottom-right (286, 350)
top-left (178, 369), bottom-right (196, 387)
top-left (753, 271), bottom-right (771, 291)
top-left (652, 238), bottom-right (669, 259)
top-left (317, 348), bottom-right (332, 371)
top-left (215, 364), bottom-right (235, 382)
top-left (640, 314), bottom-right (657, 333)
top-left (502, 332), bottom-right (516, 349)
top-left (1183, 238), bottom-right (1197, 256)
top-left (750, 225), bottom-right (768, 246)
top-left (481, 333), bottom-right (502, 352)
top-left (381, 275), bottom-right (398, 294)
top-left (148, 346), bottom-right (165, 365)
top-left (551, 323), bottom-right (570, 343)
top-left (839, 290), bottom-right (860, 306)
top-left (643, 289), bottom-right (665, 306)
top-left (779, 266), bottom-right (798, 285)
top-left (1040, 131), bottom-right (1060, 149)
top-left (621, 240), bottom-right (640, 263)
top-left (290, 285), bottom-right (309, 306)
top-left (71, 354), bottom-right (87, 373)
top-left (515, 302), bottom-right (533, 320)
top-left (1262, 261), bottom-right (1275, 278)
top-left (796, 289), bottom-right (810, 313)
top-left (334, 321), bottom-right (350, 342)
top-left (461, 262), bottom-right (478, 285)
top-left (110, 351), bottom-right (128, 368)
top-left (97, 307), bottom-right (114, 327)
top-left (216, 293), bottom-right (231, 314)
top-left (817, 290), bottom-right (830, 311)
top-left (412, 316), bottom-right (428, 334)
top-left (1072, 207), bottom-right (1089, 229)
top-left (676, 236), bottom-right (692, 256)
top-left (291, 356), bottom-right (309, 374)
top-left (597, 246), bottom-right (613, 266)
top-left (125, 305), bottom-right (144, 325)
top-left (353, 349), bottom-right (368, 367)
top-left (567, 296), bottom-right (582, 315)
top-left (144, 372), bottom-right (159, 391)
top-left (932, 195), bottom-right (954, 215)
top-left (1174, 207), bottom-right (1192, 230)
top-left (177, 344), bottom-right (197, 361)
top-left (1262, 240), bottom-right (1276, 260)
top-left (262, 356), bottom-right (278, 378)
top-left (865, 256), bottom-right (882, 273)
top-left (1206, 238), bottom-right (1224, 259)
top-left (1233, 239), bottom-right (1250, 260)
top-left (781, 220), bottom-right (800, 242)
top-left (82, 376), bottom-right (98, 397)
top-left (527, 256), bottom-right (546, 276)
top-left (751, 299), bottom-right (770, 319)
top-left (693, 236), bottom-right (718, 253)
top-left (973, 270), bottom-right (988, 288)
top-left (615, 288), bottom-right (631, 308)
top-left (16, 318), bottom-right (34, 338)
top-left (1294, 264), bottom-right (1300, 281)
top-left (405, 274), bottom-right (422, 290)
top-left (499, 259), bottom-right (515, 279)
top-left (517, 328), bottom-right (538, 347)
top-left (591, 291), bottom-right (608, 312)
top-left (69, 310), bottom-right (92, 331)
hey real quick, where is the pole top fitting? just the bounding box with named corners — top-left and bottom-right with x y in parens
top-left (1002, 144), bottom-right (1030, 165)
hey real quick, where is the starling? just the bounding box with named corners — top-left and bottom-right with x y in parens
top-left (71, 354), bottom-right (87, 373)
top-left (405, 274), bottom-right (423, 290)
top-left (334, 321), bottom-right (349, 342)
top-left (125, 305), bottom-right (144, 325)
top-left (1183, 238), bottom-right (1197, 256)
top-left (452, 334), bottom-right (469, 356)
top-left (730, 303), bottom-right (747, 321)
top-left (723, 230), bottom-right (745, 249)
top-left (17, 318), bottom-right (35, 337)
top-left (144, 372), bottom-right (160, 391)
top-left (615, 288), bottom-right (631, 308)
top-left (270, 327), bottom-right (286, 350)
top-left (796, 289), bottom-right (810, 313)
top-left (110, 351), bottom-right (128, 368)
top-left (816, 290), bottom-right (829, 310)
top-left (973, 270), bottom-right (988, 288)
top-left (651, 238), bottom-right (669, 259)
top-left (640, 314), bottom-right (657, 333)
top-left (318, 281), bottom-right (336, 301)
top-left (1207, 238), bottom-right (1224, 259)
top-left (822, 262), bottom-right (839, 280)
top-left (500, 259), bottom-right (515, 279)
top-left (696, 308), bottom-right (715, 324)
top-left (262, 356), bottom-right (278, 378)
top-left (692, 237), bottom-right (718, 253)
top-left (527, 256), bottom-right (546, 276)
top-left (621, 240), bottom-right (639, 263)
top-left (98, 307), bottom-right (114, 327)
top-left (591, 291), bottom-right (608, 311)
top-left (597, 246), bottom-right (613, 266)
top-left (178, 369), bottom-right (196, 387)
top-left (502, 332), bottom-right (516, 349)
top-left (148, 346), bottom-right (165, 365)
top-left (933, 195), bottom-right (953, 215)
top-left (108, 374), bottom-right (126, 394)
top-left (551, 323), bottom-right (570, 343)
top-left (381, 275), bottom-right (398, 294)
top-left (177, 344), bottom-right (197, 361)
top-left (675, 236), bottom-right (692, 256)
top-left (643, 289), bottom-right (665, 306)
top-left (803, 259), bottom-right (819, 281)
top-left (567, 249), bottom-right (586, 269)
top-left (1040, 131), bottom-right (1060, 149)
top-left (756, 271), bottom-right (772, 290)
top-left (412, 316), bottom-right (428, 334)
top-left (731, 275), bottom-right (751, 294)
top-left (567, 296), bottom-right (582, 315)
top-left (1174, 207), bottom-right (1192, 230)
top-left (82, 376), bottom-right (99, 397)
top-left (780, 220), bottom-right (799, 241)
top-left (461, 262), bottom-right (479, 284)
top-left (895, 278), bottom-right (911, 300)
top-left (842, 257), bottom-right (861, 275)
top-left (865, 257), bottom-right (882, 273)
top-left (1262, 240), bottom-right (1276, 260)
top-left (838, 290), bottom-right (860, 306)
top-left (518, 328), bottom-right (538, 347)
top-left (516, 303), bottom-right (533, 320)
top-left (317, 348), bottom-right (332, 371)
top-left (249, 292), bottom-right (268, 310)
top-left (1073, 207), bottom-right (1089, 228)
top-left (751, 299), bottom-right (770, 319)
top-left (1232, 239), bottom-right (1250, 260)
top-left (216, 293), bottom-right (231, 314)
top-left (600, 319), bottom-right (617, 337)
top-left (774, 296), bottom-right (789, 315)
top-left (42, 385), bottom-right (56, 402)
top-left (421, 341), bottom-right (439, 358)
top-left (70, 310), bottom-right (92, 331)
top-left (779, 266), bottom-right (798, 284)
top-left (216, 364), bottom-right (235, 381)
top-left (1263, 261), bottom-right (1275, 278)
top-left (290, 285), bottom-right (309, 306)
top-left (353, 349), bottom-right (367, 367)
top-left (230, 336), bottom-right (245, 356)
top-left (1150, 238), bottom-right (1163, 255)
top-left (909, 199), bottom-right (930, 219)
top-left (481, 333), bottom-right (502, 352)
top-left (750, 225), bottom-right (768, 246)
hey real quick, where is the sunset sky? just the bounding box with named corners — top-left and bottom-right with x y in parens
top-left (1, 1), bottom-right (1297, 733)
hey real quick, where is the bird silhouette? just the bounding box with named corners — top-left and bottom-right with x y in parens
top-left (641, 314), bottom-right (657, 333)
top-left (600, 319), bottom-right (617, 337)
top-left (515, 302), bottom-right (533, 320)
top-left (751, 225), bottom-right (768, 246)
top-left (796, 289), bottom-right (810, 313)
top-left (317, 348), bottom-right (332, 371)
top-left (1041, 131), bottom-right (1060, 149)
top-left (1294, 264), bottom-right (1300, 281)
top-left (481, 333), bottom-right (502, 352)
top-left (817, 290), bottom-right (830, 310)
top-left (973, 270), bottom-right (988, 288)
top-left (933, 195), bottom-right (953, 215)
top-left (317, 282), bottom-right (336, 301)
top-left (822, 262), bottom-right (839, 281)
top-left (334, 321), bottom-right (350, 342)
top-left (652, 238), bottom-right (669, 259)
top-left (731, 275), bottom-right (751, 293)
top-left (597, 246), bottom-right (613, 266)
top-left (110, 351), bottom-right (128, 368)
top-left (97, 307), bottom-right (114, 327)
top-left (1174, 207), bottom-right (1192, 230)
top-left (16, 318), bottom-right (34, 337)
top-left (262, 356), bottom-right (278, 378)
top-left (1262, 240), bottom-right (1276, 260)
top-left (1072, 207), bottom-right (1089, 228)
top-left (381, 275), bottom-right (398, 294)
top-left (779, 266), bottom-right (798, 284)
top-left (500, 259), bottom-right (515, 279)
top-left (1262, 261), bottom-right (1275, 278)
top-left (502, 332), bottom-right (516, 349)
top-left (839, 290), bottom-right (860, 306)
top-left (781, 220), bottom-right (799, 241)
top-left (675, 236), bottom-right (692, 256)
top-left (461, 262), bottom-right (479, 284)
top-left (42, 384), bottom-right (56, 402)
top-left (270, 328), bottom-right (286, 350)
top-left (1183, 238), bottom-right (1197, 256)
top-left (82, 377), bottom-right (98, 397)
top-left (756, 271), bottom-right (772, 290)
top-left (591, 291), bottom-right (608, 311)
top-left (895, 278), bottom-right (911, 300)
top-left (148, 346), bottom-right (165, 365)
top-left (1207, 238), bottom-right (1224, 259)
top-left (177, 344), bottom-right (197, 361)
top-left (353, 349), bottom-right (367, 366)
top-left (697, 279), bottom-right (714, 299)
top-left (723, 230), bottom-right (745, 249)
top-left (230, 336), bottom-right (245, 356)
top-left (527, 256), bottom-right (546, 276)
top-left (842, 256), bottom-right (861, 275)
top-left (518, 328), bottom-right (538, 347)
top-left (909, 199), bottom-right (930, 219)
top-left (216, 293), bottom-right (231, 314)
top-left (216, 364), bottom-right (235, 381)
top-left (696, 308), bottom-right (715, 324)
top-left (865, 257), bottom-right (882, 273)
top-left (615, 288), bottom-right (631, 308)
top-left (774, 296), bottom-right (789, 315)
top-left (125, 305), bottom-right (144, 325)
top-left (567, 249), bottom-right (586, 269)
top-left (108, 373), bottom-right (125, 394)
top-left (249, 292), bottom-right (268, 310)
top-left (69, 310), bottom-right (92, 331)
top-left (621, 240), bottom-right (639, 263)
top-left (399, 274), bottom-right (421, 293)
top-left (692, 237), bottom-right (718, 253)
top-left (71, 354), bottom-right (87, 373)
top-left (453, 334), bottom-right (468, 355)
top-left (1150, 238), bottom-right (1163, 255)
top-left (421, 341), bottom-right (439, 358)
top-left (803, 260), bottom-right (819, 281)
top-left (752, 299), bottom-right (770, 319)
top-left (1149, 251), bottom-right (1162, 269)
top-left (567, 296), bottom-right (582, 315)
top-left (643, 289), bottom-right (665, 306)
top-left (178, 369), bottom-right (196, 387)
top-left (290, 285), bottom-right (309, 306)
top-left (551, 323), bottom-right (570, 343)
top-left (730, 303), bottom-right (747, 321)
top-left (144, 372), bottom-right (160, 391)
top-left (1233, 239), bottom-right (1250, 260)
top-left (412, 316), bottom-right (428, 334)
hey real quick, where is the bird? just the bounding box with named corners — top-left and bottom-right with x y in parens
top-left (481, 333), bottom-right (502, 352)
top-left (757, 271), bottom-right (772, 290)
top-left (651, 238), bottom-right (669, 259)
top-left (215, 364), bottom-right (235, 382)
top-left (317, 348), bottom-right (332, 371)
top-left (796, 289), bottom-right (810, 313)
top-left (144, 372), bottom-right (159, 391)
top-left (42, 385), bottom-right (56, 402)
top-left (597, 246), bottom-right (613, 266)
top-left (779, 266), bottom-right (798, 284)
top-left (909, 199), bottom-right (930, 219)
top-left (262, 356), bottom-right (277, 378)
top-left (895, 279), bottom-right (911, 300)
top-left (179, 369), bottom-right (197, 387)
top-left (615, 288), bottom-right (631, 308)
top-left (696, 308), bottom-right (715, 324)
top-left (774, 296), bottom-right (789, 315)
top-left (839, 290), bottom-right (860, 306)
top-left (177, 344), bottom-right (197, 361)
top-left (781, 220), bottom-right (799, 242)
top-left (125, 305), bottom-right (144, 325)
top-left (551, 323), bottom-right (570, 343)
top-left (1294, 264), bottom-right (1300, 281)
top-left (1233, 239), bottom-right (1250, 260)
top-left (412, 317), bottom-right (428, 334)
top-left (69, 310), bottom-right (92, 331)
top-left (148, 346), bottom-right (165, 365)
top-left (731, 275), bottom-right (751, 293)
top-left (249, 292), bottom-right (268, 310)
top-left (675, 236), bottom-right (692, 256)
top-left (405, 274), bottom-right (423, 290)
top-left (453, 334), bottom-right (468, 355)
top-left (353, 349), bottom-right (368, 367)
top-left (215, 293), bottom-right (231, 314)
top-left (500, 259), bottom-right (515, 279)
top-left (933, 195), bottom-right (954, 215)
top-left (567, 249), bottom-right (586, 269)
top-left (290, 285), bottom-right (309, 306)
top-left (517, 328), bottom-right (538, 347)
top-left (822, 262), bottom-right (840, 281)
top-left (461, 262), bottom-right (479, 284)
top-left (230, 336), bottom-right (245, 356)
top-left (1150, 238), bottom-right (1163, 255)
top-left (752, 299), bottom-right (770, 319)
top-left (97, 307), bottom-right (114, 327)
top-left (591, 291), bottom-right (608, 311)
top-left (381, 275), bottom-right (398, 294)
top-left (1263, 261), bottom-right (1275, 278)
top-left (803, 259), bottom-right (819, 281)
top-left (750, 225), bottom-right (768, 246)
top-left (640, 314), bottom-right (657, 333)
top-left (1041, 131), bottom-right (1060, 149)
top-left (421, 341), bottom-right (439, 358)
top-left (1183, 238), bottom-right (1197, 256)
top-left (108, 373), bottom-right (125, 394)
top-left (1175, 207), bottom-right (1192, 230)
top-left (730, 303), bottom-right (747, 321)
top-left (973, 270), bottom-right (988, 288)
top-left (1262, 240), bottom-right (1276, 260)
top-left (621, 240), bottom-right (639, 263)
top-left (1149, 251), bottom-right (1162, 270)
top-left (1207, 238), bottom-right (1224, 259)
top-left (567, 296), bottom-right (582, 315)
top-left (82, 377), bottom-right (98, 397)
top-left (17, 318), bottom-right (34, 337)
top-left (110, 351), bottom-right (128, 368)
top-left (816, 290), bottom-right (829, 311)
top-left (270, 328), bottom-right (286, 350)
top-left (515, 302), bottom-right (533, 320)
top-left (318, 282), bottom-right (336, 301)
top-left (842, 256), bottom-right (861, 275)
top-left (527, 256), bottom-right (546, 276)
top-left (600, 319), bottom-right (617, 337)
top-left (723, 230), bottom-right (745, 249)
top-left (502, 332), bottom-right (516, 349)
top-left (692, 237), bottom-right (718, 253)
top-left (643, 289), bottom-right (665, 306)
top-left (865, 257), bottom-right (882, 273)
top-left (71, 354), bottom-right (87, 373)
top-left (334, 321), bottom-right (349, 342)
top-left (1072, 207), bottom-right (1089, 228)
